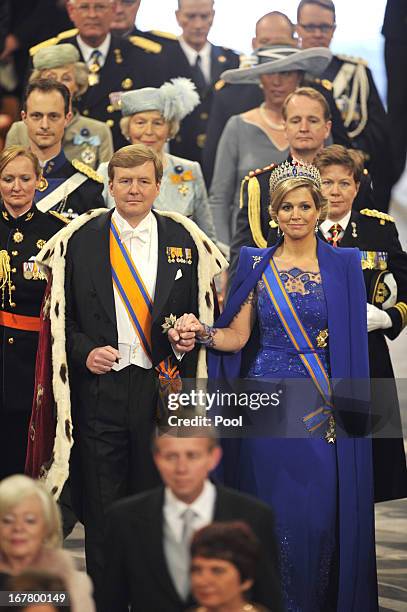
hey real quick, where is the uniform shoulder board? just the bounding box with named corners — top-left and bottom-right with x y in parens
top-left (336, 53), bottom-right (369, 67)
top-left (246, 163), bottom-right (277, 180)
top-left (29, 29), bottom-right (79, 56)
top-left (30, 36), bottom-right (59, 56)
top-left (48, 210), bottom-right (70, 224)
top-left (313, 77), bottom-right (333, 91)
top-left (71, 159), bottom-right (104, 183)
top-left (360, 208), bottom-right (395, 223)
top-left (56, 28), bottom-right (79, 41)
top-left (149, 29), bottom-right (177, 41)
top-left (128, 36), bottom-right (162, 54)
top-left (214, 79), bottom-right (225, 91)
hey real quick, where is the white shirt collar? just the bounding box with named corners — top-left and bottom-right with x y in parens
top-left (112, 208), bottom-right (154, 236)
top-left (77, 32), bottom-right (111, 64)
top-left (178, 36), bottom-right (211, 65)
top-left (164, 479), bottom-right (216, 521)
top-left (320, 210), bottom-right (352, 235)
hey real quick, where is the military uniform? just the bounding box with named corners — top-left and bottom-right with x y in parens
top-left (155, 38), bottom-right (239, 165)
top-left (34, 150), bottom-right (105, 219)
top-left (6, 112), bottom-right (113, 170)
top-left (266, 209), bottom-right (407, 503)
top-left (382, 0), bottom-right (407, 180)
top-left (0, 203), bottom-right (66, 478)
top-left (322, 54), bottom-right (394, 211)
top-left (6, 111), bottom-right (113, 170)
top-left (202, 77), bottom-right (351, 187)
top-left (30, 30), bottom-right (168, 150)
top-left (228, 157), bottom-right (375, 281)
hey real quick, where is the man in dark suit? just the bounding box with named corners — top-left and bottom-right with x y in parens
top-left (30, 0), bottom-right (168, 149)
top-left (158, 0), bottom-right (239, 165)
top-left (296, 0), bottom-right (394, 211)
top-left (228, 86), bottom-right (374, 283)
top-left (267, 145), bottom-right (407, 504)
top-left (102, 434), bottom-right (283, 612)
top-left (382, 0), bottom-right (407, 182)
top-left (202, 10), bottom-right (350, 187)
top-left (61, 143), bottom-right (225, 601)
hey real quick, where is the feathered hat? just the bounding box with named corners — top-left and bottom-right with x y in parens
top-left (120, 78), bottom-right (200, 122)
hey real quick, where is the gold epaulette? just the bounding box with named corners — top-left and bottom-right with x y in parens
top-left (128, 36), bottom-right (162, 54)
top-left (71, 159), bottom-right (104, 183)
top-left (247, 163), bottom-right (277, 179)
top-left (149, 29), bottom-right (177, 40)
top-left (360, 208), bottom-right (394, 223)
top-left (313, 77), bottom-right (333, 91)
top-left (336, 53), bottom-right (369, 67)
top-left (48, 210), bottom-right (70, 224)
top-left (29, 28), bottom-right (79, 56)
top-left (214, 79), bottom-right (225, 91)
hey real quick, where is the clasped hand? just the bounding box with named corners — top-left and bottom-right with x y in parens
top-left (167, 313), bottom-right (203, 353)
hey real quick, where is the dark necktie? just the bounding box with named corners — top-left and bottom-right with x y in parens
top-left (328, 223), bottom-right (342, 247)
top-left (88, 49), bottom-right (102, 86)
top-left (191, 54), bottom-right (207, 95)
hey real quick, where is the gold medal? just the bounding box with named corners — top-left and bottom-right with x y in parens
top-left (88, 73), bottom-right (99, 86)
top-left (89, 62), bottom-right (100, 74)
top-left (37, 175), bottom-right (48, 192)
top-left (121, 78), bottom-right (133, 90)
top-left (178, 184), bottom-right (189, 197)
top-left (36, 239), bottom-right (46, 250)
top-left (13, 230), bottom-right (24, 243)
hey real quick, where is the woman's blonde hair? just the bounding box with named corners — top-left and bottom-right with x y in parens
top-left (30, 62), bottom-right (89, 98)
top-left (0, 146), bottom-right (41, 178)
top-left (120, 115), bottom-right (179, 143)
top-left (269, 177), bottom-right (328, 223)
top-left (0, 475), bottom-right (62, 549)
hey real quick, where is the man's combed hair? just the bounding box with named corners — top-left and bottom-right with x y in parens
top-left (108, 144), bottom-right (163, 183)
top-left (297, 0), bottom-right (336, 22)
top-left (283, 86), bottom-right (331, 122)
top-left (23, 78), bottom-right (71, 116)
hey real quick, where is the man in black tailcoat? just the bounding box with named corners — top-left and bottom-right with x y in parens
top-left (102, 435), bottom-right (283, 612)
top-left (39, 144), bottom-right (226, 604)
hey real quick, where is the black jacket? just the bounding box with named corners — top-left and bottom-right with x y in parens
top-left (57, 33), bottom-right (168, 149)
top-left (0, 204), bottom-right (65, 414)
top-left (101, 484), bottom-right (283, 612)
top-left (65, 210), bottom-right (200, 381)
top-left (157, 40), bottom-right (239, 165)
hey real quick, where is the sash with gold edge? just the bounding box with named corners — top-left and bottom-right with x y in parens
top-left (110, 219), bottom-right (181, 388)
top-left (262, 259), bottom-right (334, 435)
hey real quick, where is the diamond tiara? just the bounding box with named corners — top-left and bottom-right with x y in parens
top-left (269, 160), bottom-right (322, 194)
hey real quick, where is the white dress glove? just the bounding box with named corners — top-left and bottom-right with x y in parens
top-left (367, 303), bottom-right (392, 332)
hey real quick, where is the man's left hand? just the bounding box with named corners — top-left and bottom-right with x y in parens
top-left (168, 327), bottom-right (196, 353)
top-left (367, 303), bottom-right (392, 332)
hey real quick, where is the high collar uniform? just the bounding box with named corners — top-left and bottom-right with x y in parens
top-left (0, 203), bottom-right (65, 478)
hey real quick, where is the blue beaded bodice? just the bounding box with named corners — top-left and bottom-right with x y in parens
top-left (248, 267), bottom-right (330, 378)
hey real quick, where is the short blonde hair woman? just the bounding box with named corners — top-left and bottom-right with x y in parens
top-left (0, 476), bottom-right (95, 612)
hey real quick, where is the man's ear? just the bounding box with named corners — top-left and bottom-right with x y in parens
top-left (108, 180), bottom-right (114, 196)
top-left (64, 111), bottom-right (73, 127)
top-left (355, 181), bottom-right (360, 194)
top-left (325, 120), bottom-right (332, 140)
top-left (21, 110), bottom-right (27, 123)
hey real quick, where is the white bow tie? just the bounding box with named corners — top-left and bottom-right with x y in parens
top-left (120, 227), bottom-right (150, 244)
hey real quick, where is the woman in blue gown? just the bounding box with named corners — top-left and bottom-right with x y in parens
top-left (175, 162), bottom-right (378, 611)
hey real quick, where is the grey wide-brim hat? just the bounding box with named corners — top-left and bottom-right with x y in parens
top-left (221, 45), bottom-right (332, 85)
top-left (33, 43), bottom-right (80, 70)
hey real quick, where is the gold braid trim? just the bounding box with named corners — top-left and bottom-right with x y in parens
top-left (247, 176), bottom-right (267, 248)
top-left (393, 302), bottom-right (407, 329)
top-left (0, 250), bottom-right (12, 308)
top-left (239, 177), bottom-right (247, 209)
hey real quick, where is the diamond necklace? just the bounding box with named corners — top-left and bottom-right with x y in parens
top-left (259, 103), bottom-right (285, 131)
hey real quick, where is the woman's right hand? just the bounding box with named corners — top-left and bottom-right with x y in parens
top-left (174, 313), bottom-right (204, 336)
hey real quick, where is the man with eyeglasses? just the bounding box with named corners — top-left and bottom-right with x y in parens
top-left (30, 0), bottom-right (168, 150)
top-left (296, 0), bottom-right (394, 213)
